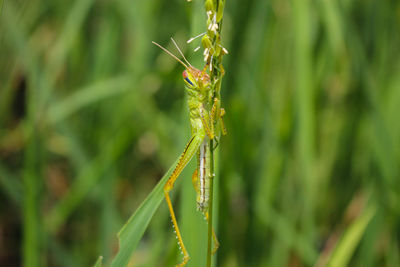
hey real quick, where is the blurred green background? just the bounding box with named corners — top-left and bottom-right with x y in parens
top-left (1, 0), bottom-right (400, 266)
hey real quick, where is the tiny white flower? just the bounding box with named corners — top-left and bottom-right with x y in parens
top-left (187, 32), bottom-right (206, 43)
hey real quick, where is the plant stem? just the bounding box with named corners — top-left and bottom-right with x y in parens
top-left (204, 0), bottom-right (226, 266)
top-left (207, 139), bottom-right (214, 267)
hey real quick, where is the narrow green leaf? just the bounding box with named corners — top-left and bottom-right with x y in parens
top-left (47, 0), bottom-right (95, 72)
top-left (93, 256), bottom-right (103, 267)
top-left (110, 157), bottom-right (180, 267)
top-left (48, 76), bottom-right (131, 124)
top-left (0, 164), bottom-right (22, 205)
top-left (46, 128), bottom-right (132, 232)
top-left (328, 204), bottom-right (376, 267)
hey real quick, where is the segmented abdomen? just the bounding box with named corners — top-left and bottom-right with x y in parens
top-left (196, 139), bottom-right (210, 212)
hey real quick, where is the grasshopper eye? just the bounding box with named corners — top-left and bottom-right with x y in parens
top-left (183, 70), bottom-right (195, 87)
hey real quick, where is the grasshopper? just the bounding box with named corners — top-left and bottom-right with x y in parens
top-left (152, 39), bottom-right (226, 266)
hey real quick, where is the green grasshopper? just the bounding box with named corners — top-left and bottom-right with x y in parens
top-left (152, 39), bottom-right (226, 266)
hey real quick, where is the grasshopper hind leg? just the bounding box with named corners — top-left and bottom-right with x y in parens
top-left (164, 193), bottom-right (190, 266)
top-left (164, 134), bottom-right (204, 267)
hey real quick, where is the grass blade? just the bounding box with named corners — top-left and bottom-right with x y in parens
top-left (328, 204), bottom-right (376, 267)
top-left (93, 256), bottom-right (103, 267)
top-left (46, 128), bottom-right (132, 232)
top-left (48, 75), bottom-right (131, 124)
top-left (110, 156), bottom-right (180, 267)
top-left (0, 164), bottom-right (22, 205)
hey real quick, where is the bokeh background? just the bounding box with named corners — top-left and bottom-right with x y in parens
top-left (1, 0), bottom-right (400, 266)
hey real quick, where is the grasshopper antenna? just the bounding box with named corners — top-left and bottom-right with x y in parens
top-left (152, 41), bottom-right (189, 69)
top-left (170, 38), bottom-right (193, 68)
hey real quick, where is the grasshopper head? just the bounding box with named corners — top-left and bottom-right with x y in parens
top-left (183, 67), bottom-right (210, 90)
top-left (182, 69), bottom-right (197, 89)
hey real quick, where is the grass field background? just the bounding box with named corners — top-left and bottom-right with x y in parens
top-left (1, 0), bottom-right (400, 266)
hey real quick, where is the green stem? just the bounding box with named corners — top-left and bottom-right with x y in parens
top-left (293, 0), bottom-right (315, 242)
top-left (204, 0), bottom-right (225, 266)
top-left (207, 139), bottom-right (214, 267)
top-left (23, 134), bottom-right (41, 267)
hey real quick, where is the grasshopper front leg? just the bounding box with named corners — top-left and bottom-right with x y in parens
top-left (211, 97), bottom-right (227, 136)
top-left (164, 133), bottom-right (205, 267)
top-left (199, 104), bottom-right (215, 140)
top-left (201, 98), bottom-right (227, 150)
top-left (199, 101), bottom-right (226, 140)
